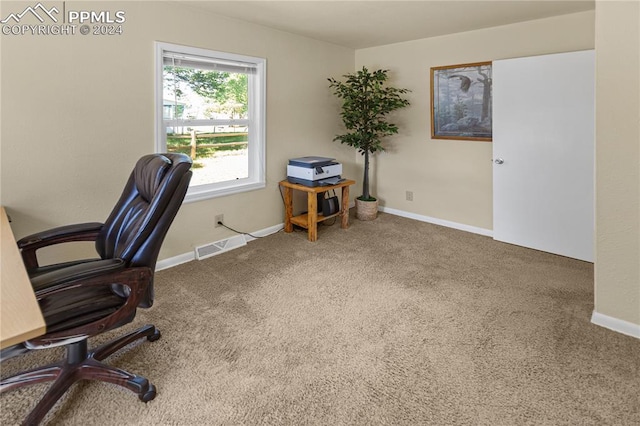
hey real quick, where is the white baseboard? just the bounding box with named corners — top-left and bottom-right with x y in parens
top-left (591, 311), bottom-right (640, 339)
top-left (244, 223), bottom-right (284, 242)
top-left (379, 206), bottom-right (493, 237)
top-left (156, 252), bottom-right (194, 271)
top-left (156, 223), bottom-right (284, 270)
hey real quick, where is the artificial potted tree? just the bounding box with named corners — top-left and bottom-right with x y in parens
top-left (328, 67), bottom-right (410, 220)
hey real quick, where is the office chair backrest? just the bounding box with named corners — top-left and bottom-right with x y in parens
top-left (95, 153), bottom-right (192, 306)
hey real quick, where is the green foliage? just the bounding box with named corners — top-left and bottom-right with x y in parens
top-left (328, 67), bottom-right (410, 155)
top-left (166, 133), bottom-right (248, 161)
top-left (163, 67), bottom-right (248, 117)
top-left (164, 66), bottom-right (228, 102)
top-left (328, 67), bottom-right (410, 199)
top-left (226, 74), bottom-right (248, 117)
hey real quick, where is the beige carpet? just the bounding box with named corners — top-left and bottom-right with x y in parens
top-left (2, 212), bottom-right (639, 425)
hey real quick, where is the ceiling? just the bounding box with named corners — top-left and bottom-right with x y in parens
top-left (182, 1), bottom-right (595, 49)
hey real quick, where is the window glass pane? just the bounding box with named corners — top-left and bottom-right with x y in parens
top-left (166, 126), bottom-right (249, 186)
top-left (163, 66), bottom-right (248, 121)
top-left (163, 64), bottom-right (249, 187)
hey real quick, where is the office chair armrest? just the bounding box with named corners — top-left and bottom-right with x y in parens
top-left (30, 258), bottom-right (126, 294)
top-left (18, 222), bottom-right (103, 269)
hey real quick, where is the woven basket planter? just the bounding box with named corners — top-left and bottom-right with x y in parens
top-left (355, 198), bottom-right (378, 221)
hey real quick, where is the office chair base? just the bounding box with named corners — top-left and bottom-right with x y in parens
top-left (0, 324), bottom-right (160, 425)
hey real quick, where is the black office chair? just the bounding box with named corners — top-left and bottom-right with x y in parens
top-left (0, 153), bottom-right (192, 424)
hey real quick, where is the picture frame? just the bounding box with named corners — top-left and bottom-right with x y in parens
top-left (430, 61), bottom-right (492, 141)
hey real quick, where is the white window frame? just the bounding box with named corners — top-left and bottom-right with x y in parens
top-left (155, 42), bottom-right (266, 203)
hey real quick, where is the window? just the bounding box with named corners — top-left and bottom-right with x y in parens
top-left (155, 42), bottom-right (266, 202)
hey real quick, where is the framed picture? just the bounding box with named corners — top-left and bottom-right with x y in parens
top-left (431, 61), bottom-right (492, 141)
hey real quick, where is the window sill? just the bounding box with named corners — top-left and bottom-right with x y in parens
top-left (183, 181), bottom-right (265, 203)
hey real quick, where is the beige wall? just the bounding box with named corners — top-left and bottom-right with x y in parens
top-left (594, 1), bottom-right (640, 326)
top-left (355, 11), bottom-right (595, 230)
top-left (0, 1), bottom-right (355, 261)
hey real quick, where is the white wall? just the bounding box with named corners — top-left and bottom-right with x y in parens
top-left (594, 1), bottom-right (640, 328)
top-left (355, 11), bottom-right (595, 230)
top-left (0, 1), bottom-right (355, 261)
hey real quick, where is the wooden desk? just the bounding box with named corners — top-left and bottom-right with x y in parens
top-left (1, 207), bottom-right (45, 349)
top-left (279, 179), bottom-right (355, 242)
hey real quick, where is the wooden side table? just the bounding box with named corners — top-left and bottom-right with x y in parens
top-left (279, 179), bottom-right (355, 242)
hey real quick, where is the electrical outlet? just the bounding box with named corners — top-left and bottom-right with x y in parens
top-left (214, 214), bottom-right (224, 227)
top-left (406, 191), bottom-right (413, 201)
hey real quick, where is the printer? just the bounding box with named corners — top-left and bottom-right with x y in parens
top-left (287, 156), bottom-right (343, 187)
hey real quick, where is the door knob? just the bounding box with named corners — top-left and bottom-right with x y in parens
top-left (494, 158), bottom-right (504, 164)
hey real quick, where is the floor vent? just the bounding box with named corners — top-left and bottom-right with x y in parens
top-left (194, 235), bottom-right (246, 260)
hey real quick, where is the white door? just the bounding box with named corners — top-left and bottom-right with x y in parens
top-left (493, 50), bottom-right (594, 262)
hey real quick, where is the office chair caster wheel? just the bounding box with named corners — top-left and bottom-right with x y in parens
top-left (140, 384), bottom-right (156, 402)
top-left (147, 329), bottom-right (161, 342)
